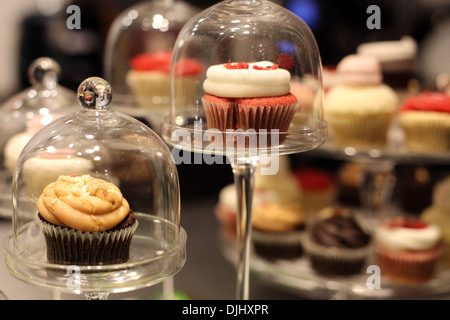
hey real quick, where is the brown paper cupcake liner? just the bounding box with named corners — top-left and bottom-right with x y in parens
top-left (202, 98), bottom-right (298, 147)
top-left (252, 228), bottom-right (305, 260)
top-left (37, 217), bottom-right (138, 266)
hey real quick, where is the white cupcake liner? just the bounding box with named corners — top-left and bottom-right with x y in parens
top-left (327, 112), bottom-right (394, 149)
top-left (400, 112), bottom-right (450, 153)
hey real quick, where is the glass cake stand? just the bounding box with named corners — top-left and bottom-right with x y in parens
top-left (3, 77), bottom-right (187, 299)
top-left (218, 120), bottom-right (450, 300)
top-left (162, 0), bottom-right (327, 299)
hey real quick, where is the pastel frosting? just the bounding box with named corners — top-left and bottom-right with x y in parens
top-left (203, 61), bottom-right (291, 98)
top-left (336, 54), bottom-right (382, 85)
top-left (401, 92), bottom-right (450, 114)
top-left (37, 175), bottom-right (130, 232)
top-left (375, 217), bottom-right (441, 251)
top-left (324, 84), bottom-right (398, 115)
top-left (357, 36), bottom-right (417, 62)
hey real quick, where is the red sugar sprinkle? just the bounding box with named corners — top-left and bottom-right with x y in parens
top-left (224, 62), bottom-right (249, 69)
top-left (253, 64), bottom-right (278, 70)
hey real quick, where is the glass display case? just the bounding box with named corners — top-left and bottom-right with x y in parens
top-left (3, 77), bottom-right (186, 299)
top-left (162, 0), bottom-right (327, 299)
top-left (0, 57), bottom-right (78, 218)
top-left (103, 0), bottom-right (200, 124)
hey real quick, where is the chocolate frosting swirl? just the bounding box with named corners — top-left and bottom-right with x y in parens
top-left (311, 215), bottom-right (370, 249)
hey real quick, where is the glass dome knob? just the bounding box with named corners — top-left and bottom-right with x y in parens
top-left (77, 77), bottom-right (112, 110)
top-left (27, 57), bottom-right (61, 89)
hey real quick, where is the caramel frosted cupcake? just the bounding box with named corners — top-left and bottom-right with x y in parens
top-left (251, 201), bottom-right (306, 260)
top-left (303, 207), bottom-right (371, 276)
top-left (37, 175), bottom-right (138, 265)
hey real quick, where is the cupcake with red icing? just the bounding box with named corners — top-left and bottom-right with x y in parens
top-left (374, 216), bottom-right (441, 284)
top-left (293, 167), bottom-right (336, 217)
top-left (399, 92), bottom-right (450, 153)
top-left (127, 50), bottom-right (203, 113)
top-left (202, 61), bottom-right (299, 146)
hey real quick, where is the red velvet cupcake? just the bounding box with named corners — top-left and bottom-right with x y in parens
top-left (202, 61), bottom-right (299, 146)
top-left (374, 216), bottom-right (442, 284)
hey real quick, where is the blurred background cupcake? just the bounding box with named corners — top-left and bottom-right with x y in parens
top-left (324, 54), bottom-right (398, 150)
top-left (399, 91), bottom-right (450, 153)
top-left (357, 36), bottom-right (418, 92)
top-left (374, 215), bottom-right (441, 284)
top-left (422, 175), bottom-right (450, 267)
top-left (302, 206), bottom-right (372, 277)
top-left (293, 166), bottom-right (336, 220)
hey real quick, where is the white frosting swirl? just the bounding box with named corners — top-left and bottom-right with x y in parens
top-left (203, 61), bottom-right (291, 98)
top-left (375, 223), bottom-right (441, 251)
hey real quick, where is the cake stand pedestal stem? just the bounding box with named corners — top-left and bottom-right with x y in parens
top-left (231, 157), bottom-right (258, 300)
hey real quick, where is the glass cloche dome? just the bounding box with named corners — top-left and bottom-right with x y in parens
top-left (103, 0), bottom-right (200, 122)
top-left (0, 57), bottom-right (78, 218)
top-left (161, 0), bottom-right (327, 300)
top-left (162, 0), bottom-right (327, 155)
top-left (3, 77), bottom-right (186, 297)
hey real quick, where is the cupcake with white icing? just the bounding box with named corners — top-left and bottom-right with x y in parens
top-left (374, 216), bottom-right (441, 284)
top-left (202, 61), bottom-right (298, 146)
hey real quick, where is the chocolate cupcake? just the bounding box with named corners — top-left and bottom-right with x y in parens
top-left (303, 207), bottom-right (371, 276)
top-left (36, 175), bottom-right (138, 265)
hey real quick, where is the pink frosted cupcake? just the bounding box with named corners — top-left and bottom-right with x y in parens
top-left (374, 216), bottom-right (442, 284)
top-left (202, 61), bottom-right (299, 146)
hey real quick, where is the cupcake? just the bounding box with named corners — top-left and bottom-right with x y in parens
top-left (22, 150), bottom-right (93, 199)
top-left (422, 175), bottom-right (450, 266)
top-left (293, 167), bottom-right (336, 217)
top-left (202, 61), bottom-right (299, 146)
top-left (357, 36), bottom-right (418, 90)
top-left (251, 201), bottom-right (306, 260)
top-left (397, 165), bottom-right (433, 214)
top-left (126, 50), bottom-right (203, 112)
top-left (374, 216), bottom-right (441, 284)
top-left (303, 207), bottom-right (371, 276)
top-left (398, 92), bottom-right (450, 153)
top-left (324, 54), bottom-right (398, 150)
top-left (36, 175), bottom-right (138, 265)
